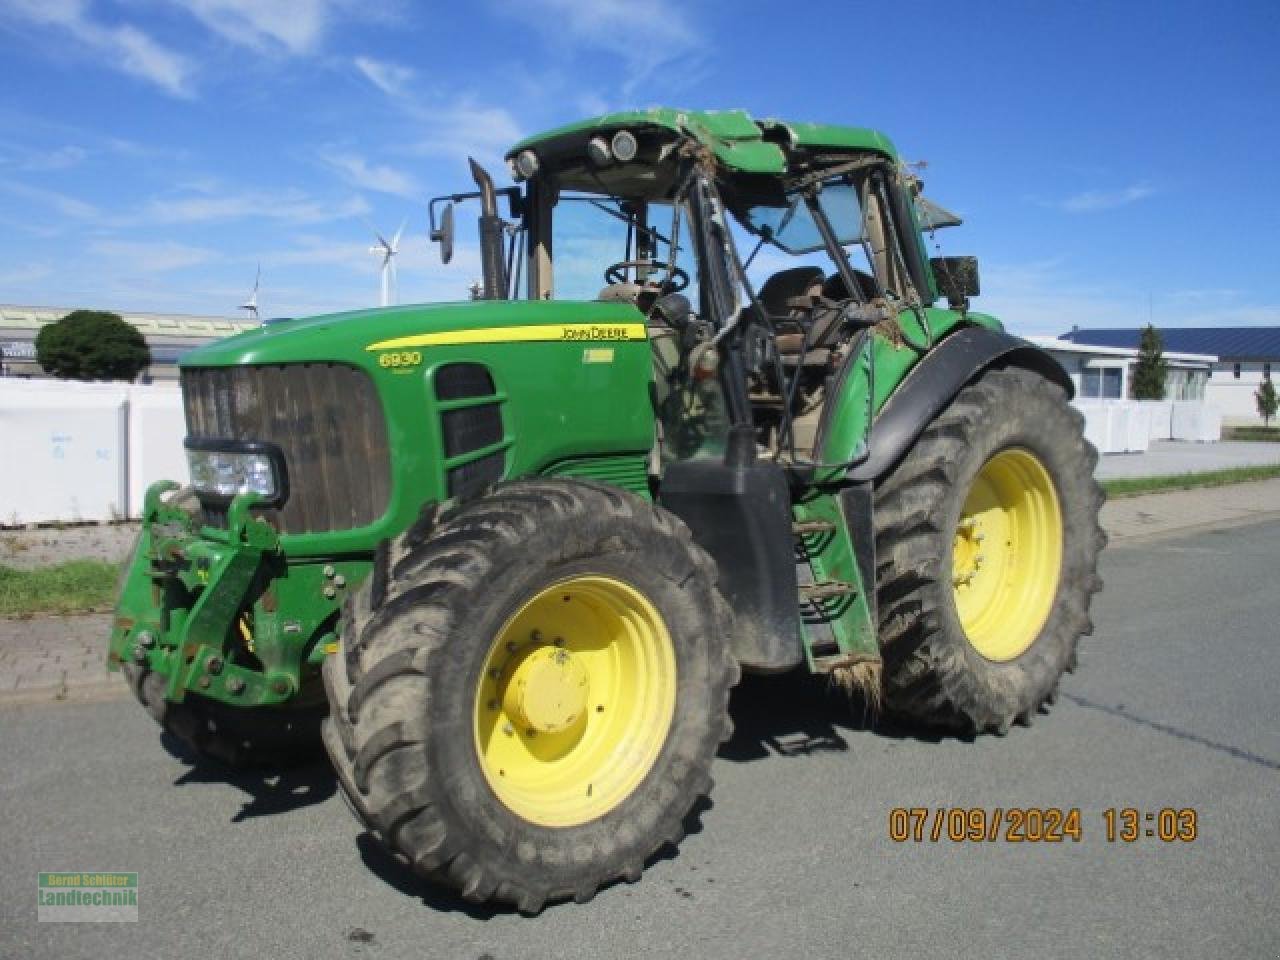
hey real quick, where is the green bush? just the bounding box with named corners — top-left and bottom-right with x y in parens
top-left (35, 309), bottom-right (151, 381)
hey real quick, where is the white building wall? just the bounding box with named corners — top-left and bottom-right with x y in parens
top-left (1207, 362), bottom-right (1273, 423)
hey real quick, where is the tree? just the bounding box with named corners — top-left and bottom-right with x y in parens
top-left (1257, 378), bottom-right (1278, 427)
top-left (35, 310), bottom-right (151, 381)
top-left (1130, 323), bottom-right (1169, 400)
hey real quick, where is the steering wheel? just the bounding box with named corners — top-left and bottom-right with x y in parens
top-left (603, 259), bottom-right (689, 293)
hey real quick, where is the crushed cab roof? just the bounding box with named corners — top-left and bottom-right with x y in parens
top-left (506, 108), bottom-right (899, 176)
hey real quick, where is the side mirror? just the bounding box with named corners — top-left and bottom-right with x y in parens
top-left (430, 202), bottom-right (454, 265)
top-left (930, 255), bottom-right (980, 306)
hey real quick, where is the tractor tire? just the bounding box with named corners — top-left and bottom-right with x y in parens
top-left (873, 366), bottom-right (1105, 734)
top-left (323, 479), bottom-right (737, 914)
top-left (120, 663), bottom-right (326, 768)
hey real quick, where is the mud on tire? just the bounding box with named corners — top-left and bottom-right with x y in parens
top-left (323, 479), bottom-right (737, 913)
top-left (873, 366), bottom-right (1106, 734)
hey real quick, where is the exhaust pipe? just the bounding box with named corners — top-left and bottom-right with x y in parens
top-left (469, 157), bottom-right (508, 300)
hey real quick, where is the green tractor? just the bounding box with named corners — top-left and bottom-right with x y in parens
top-left (109, 109), bottom-right (1104, 912)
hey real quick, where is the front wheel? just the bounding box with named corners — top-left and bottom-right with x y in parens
top-left (323, 480), bottom-right (737, 913)
top-left (873, 366), bottom-right (1105, 733)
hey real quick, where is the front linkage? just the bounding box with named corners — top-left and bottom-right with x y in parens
top-left (108, 481), bottom-right (368, 709)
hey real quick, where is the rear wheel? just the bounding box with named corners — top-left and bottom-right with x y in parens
top-left (323, 479), bottom-right (736, 913)
top-left (873, 366), bottom-right (1105, 733)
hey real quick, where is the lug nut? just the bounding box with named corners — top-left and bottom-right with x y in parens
top-left (503, 723), bottom-right (514, 736)
top-left (323, 565), bottom-right (336, 578)
top-left (227, 677), bottom-right (245, 695)
top-left (334, 574), bottom-right (346, 588)
top-left (323, 585), bottom-right (337, 599)
top-left (205, 656), bottom-right (224, 675)
top-left (132, 646), bottom-right (147, 663)
top-left (136, 631), bottom-right (155, 648)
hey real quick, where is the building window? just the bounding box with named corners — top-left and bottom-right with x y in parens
top-left (1233, 363), bottom-right (1241, 379)
top-left (1082, 366), bottom-right (1122, 399)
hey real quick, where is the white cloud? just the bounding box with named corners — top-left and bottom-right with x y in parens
top-left (142, 187), bottom-right (370, 225)
top-left (89, 240), bottom-right (217, 272)
top-left (0, 262), bottom-right (54, 287)
top-left (1054, 182), bottom-right (1156, 213)
top-left (0, 179), bottom-right (99, 219)
top-left (170, 0), bottom-right (331, 54)
top-left (977, 258), bottom-right (1279, 337)
top-left (354, 56), bottom-right (414, 97)
top-left (350, 54), bottom-right (522, 165)
top-left (0, 143), bottom-right (89, 172)
top-left (498, 0), bottom-right (698, 91)
top-left (1, 0), bottom-right (194, 97)
top-left (403, 101), bottom-right (523, 163)
top-left (322, 153), bottom-right (423, 199)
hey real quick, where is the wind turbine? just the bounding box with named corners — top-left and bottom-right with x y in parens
top-left (370, 220), bottom-right (406, 307)
top-left (239, 264), bottom-right (260, 321)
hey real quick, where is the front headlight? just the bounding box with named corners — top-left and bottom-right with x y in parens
top-left (185, 444), bottom-right (283, 501)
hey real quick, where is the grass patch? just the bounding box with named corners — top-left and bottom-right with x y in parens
top-left (1223, 425), bottom-right (1280, 442)
top-left (1101, 463), bottom-right (1280, 499)
top-left (0, 560), bottom-right (121, 617)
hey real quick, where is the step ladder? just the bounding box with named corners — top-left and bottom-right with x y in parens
top-left (793, 519), bottom-right (857, 672)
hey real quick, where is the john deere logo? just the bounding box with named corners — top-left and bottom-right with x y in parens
top-left (561, 326), bottom-right (630, 342)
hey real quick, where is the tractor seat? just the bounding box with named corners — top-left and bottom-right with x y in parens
top-left (756, 267), bottom-right (841, 364)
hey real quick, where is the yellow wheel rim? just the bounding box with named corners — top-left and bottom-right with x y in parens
top-left (951, 448), bottom-right (1063, 662)
top-left (472, 575), bottom-right (676, 827)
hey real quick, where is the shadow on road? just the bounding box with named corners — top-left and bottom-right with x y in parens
top-left (355, 795), bottom-right (714, 917)
top-left (720, 670), bottom-right (862, 762)
top-left (162, 732), bottom-right (337, 822)
top-left (720, 668), bottom-right (975, 761)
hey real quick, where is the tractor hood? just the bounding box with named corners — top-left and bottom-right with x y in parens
top-left (180, 299), bottom-right (646, 368)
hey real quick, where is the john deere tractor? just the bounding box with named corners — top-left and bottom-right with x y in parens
top-left (109, 109), bottom-right (1103, 912)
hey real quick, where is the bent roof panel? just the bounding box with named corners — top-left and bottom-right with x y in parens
top-left (507, 108), bottom-right (898, 176)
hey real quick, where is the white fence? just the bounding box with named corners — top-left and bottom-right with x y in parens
top-left (0, 379), bottom-right (1230, 524)
top-left (1074, 400), bottom-right (1222, 454)
top-left (0, 380), bottom-right (188, 525)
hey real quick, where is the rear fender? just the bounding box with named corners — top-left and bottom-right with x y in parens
top-left (846, 327), bottom-right (1072, 483)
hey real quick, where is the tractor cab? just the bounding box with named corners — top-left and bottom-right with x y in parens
top-left (427, 109), bottom-right (977, 470)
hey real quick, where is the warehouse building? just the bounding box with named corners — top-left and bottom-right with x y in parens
top-left (1059, 327), bottom-right (1280, 423)
top-left (0, 304), bottom-right (257, 382)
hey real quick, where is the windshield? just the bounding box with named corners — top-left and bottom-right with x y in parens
top-left (743, 182), bottom-right (863, 254)
top-left (551, 194), bottom-right (697, 302)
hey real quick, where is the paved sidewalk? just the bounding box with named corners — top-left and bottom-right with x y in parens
top-left (1100, 476), bottom-right (1280, 542)
top-left (0, 614), bottom-right (119, 704)
top-left (3, 479), bottom-right (1278, 706)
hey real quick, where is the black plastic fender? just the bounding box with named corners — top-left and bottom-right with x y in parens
top-left (659, 458), bottom-right (803, 672)
top-left (846, 326), bottom-right (1073, 483)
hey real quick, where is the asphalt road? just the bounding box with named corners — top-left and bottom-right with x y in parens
top-left (2, 520), bottom-right (1278, 960)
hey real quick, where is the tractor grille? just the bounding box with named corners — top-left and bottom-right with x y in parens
top-left (182, 364), bottom-right (392, 534)
top-left (433, 363), bottom-right (507, 499)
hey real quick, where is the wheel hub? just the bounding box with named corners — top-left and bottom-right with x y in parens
top-left (503, 646), bottom-right (590, 735)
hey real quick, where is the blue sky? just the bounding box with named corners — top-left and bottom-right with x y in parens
top-left (0, 0), bottom-right (1276, 335)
